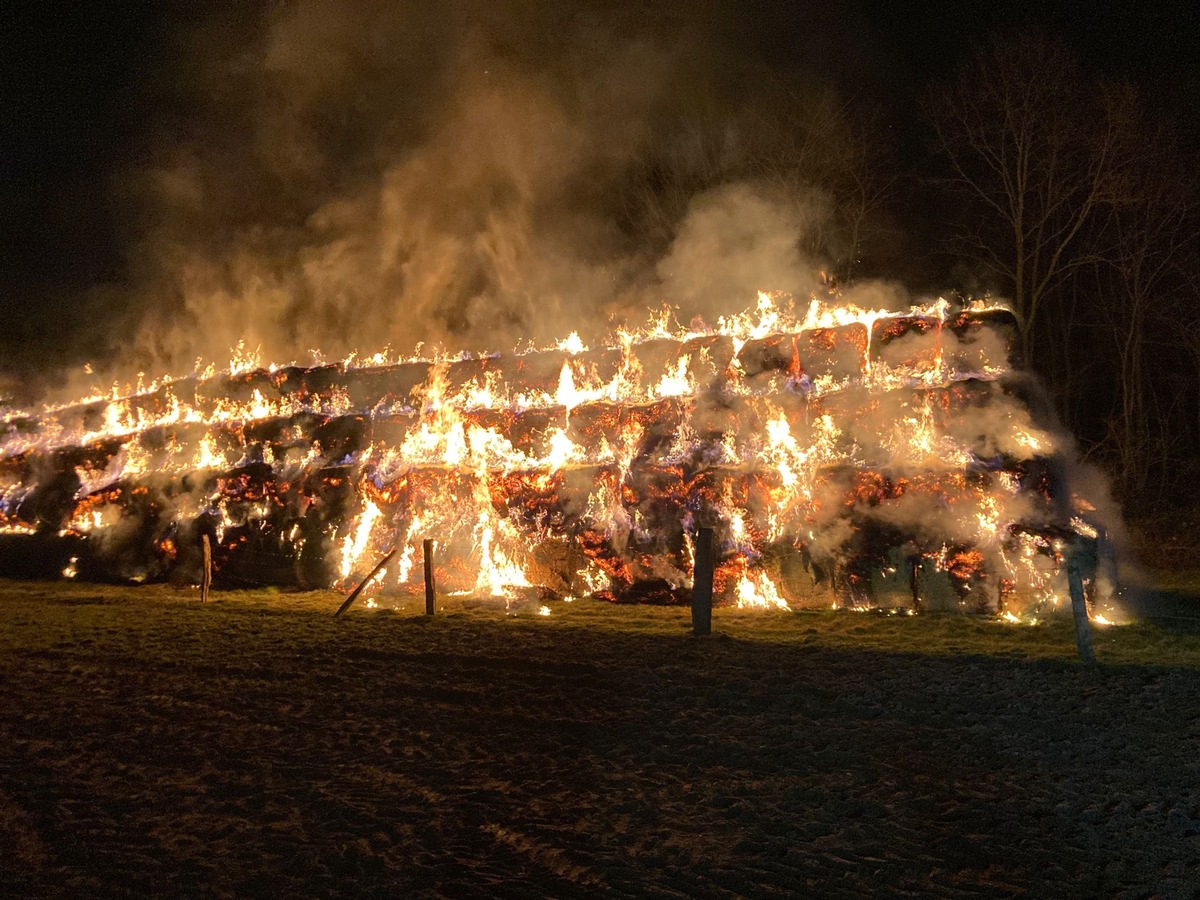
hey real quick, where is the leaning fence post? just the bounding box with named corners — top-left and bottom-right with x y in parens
top-left (692, 527), bottom-right (714, 636)
top-left (423, 539), bottom-right (436, 616)
top-left (1065, 536), bottom-right (1097, 665)
top-left (334, 546), bottom-right (397, 618)
top-left (200, 534), bottom-right (212, 604)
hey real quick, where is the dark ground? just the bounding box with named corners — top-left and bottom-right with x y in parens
top-left (2, 583), bottom-right (1199, 898)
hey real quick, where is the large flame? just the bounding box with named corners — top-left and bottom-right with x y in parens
top-left (0, 290), bottom-right (1112, 619)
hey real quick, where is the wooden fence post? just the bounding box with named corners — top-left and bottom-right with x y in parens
top-left (334, 546), bottom-right (397, 618)
top-left (423, 539), bottom-right (436, 616)
top-left (692, 527), bottom-right (714, 636)
top-left (1065, 536), bottom-right (1097, 665)
top-left (200, 534), bottom-right (212, 604)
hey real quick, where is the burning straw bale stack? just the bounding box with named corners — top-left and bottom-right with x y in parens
top-left (0, 299), bottom-right (1110, 617)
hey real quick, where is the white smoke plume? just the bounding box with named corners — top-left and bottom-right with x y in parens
top-left (36, 1), bottom-right (884, 390)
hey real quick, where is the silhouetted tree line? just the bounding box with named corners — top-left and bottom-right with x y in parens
top-left (622, 32), bottom-right (1199, 514)
top-left (921, 33), bottom-right (1200, 512)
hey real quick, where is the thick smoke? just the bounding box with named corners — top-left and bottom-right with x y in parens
top-left (656, 183), bottom-right (824, 323)
top-left (57, 1), bottom-right (884, 385)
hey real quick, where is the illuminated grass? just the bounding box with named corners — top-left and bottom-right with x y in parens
top-left (3, 579), bottom-right (1200, 896)
top-left (3, 579), bottom-right (1199, 669)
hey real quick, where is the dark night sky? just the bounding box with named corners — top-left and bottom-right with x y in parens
top-left (1, 1), bottom-right (1197, 387)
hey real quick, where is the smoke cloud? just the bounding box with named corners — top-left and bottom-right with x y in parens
top-left (17, 1), bottom-right (882, 391)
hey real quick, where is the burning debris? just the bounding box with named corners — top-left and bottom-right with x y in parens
top-left (0, 292), bottom-right (1116, 619)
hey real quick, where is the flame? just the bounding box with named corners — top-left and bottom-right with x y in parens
top-left (653, 356), bottom-right (694, 399)
top-left (735, 569), bottom-right (789, 610)
top-left (0, 289), bottom-right (1098, 620)
top-left (473, 512), bottom-right (532, 600)
top-left (340, 500), bottom-right (383, 581)
top-left (557, 332), bottom-right (587, 355)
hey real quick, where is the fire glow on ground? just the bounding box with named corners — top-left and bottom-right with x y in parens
top-left (0, 581), bottom-right (1197, 896)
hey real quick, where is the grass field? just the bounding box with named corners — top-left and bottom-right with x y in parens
top-left (2, 581), bottom-right (1199, 897)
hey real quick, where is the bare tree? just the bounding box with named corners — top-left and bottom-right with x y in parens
top-left (1164, 243), bottom-right (1200, 478)
top-left (620, 80), bottom-right (895, 281)
top-left (924, 34), bottom-right (1132, 366)
top-left (619, 100), bottom-right (748, 252)
top-left (748, 85), bottom-right (897, 281)
top-left (1089, 112), bottom-right (1199, 496)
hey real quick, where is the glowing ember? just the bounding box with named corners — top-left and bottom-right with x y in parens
top-left (0, 291), bottom-right (1112, 618)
